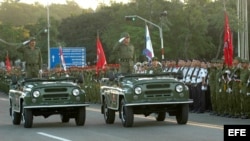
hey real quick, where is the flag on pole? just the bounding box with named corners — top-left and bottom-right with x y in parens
top-left (143, 24), bottom-right (154, 61)
top-left (5, 51), bottom-right (11, 72)
top-left (96, 35), bottom-right (107, 72)
top-left (59, 46), bottom-right (67, 71)
top-left (223, 11), bottom-right (233, 67)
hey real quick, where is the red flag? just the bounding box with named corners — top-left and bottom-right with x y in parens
top-left (223, 12), bottom-right (233, 67)
top-left (96, 36), bottom-right (107, 73)
top-left (59, 46), bottom-right (67, 71)
top-left (5, 52), bottom-right (11, 72)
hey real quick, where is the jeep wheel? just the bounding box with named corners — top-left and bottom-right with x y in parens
top-left (155, 112), bottom-right (166, 121)
top-left (176, 104), bottom-right (189, 124)
top-left (23, 108), bottom-right (33, 128)
top-left (11, 107), bottom-right (21, 125)
top-left (120, 99), bottom-right (134, 127)
top-left (103, 99), bottom-right (115, 124)
top-left (60, 114), bottom-right (70, 123)
top-left (75, 107), bottom-right (86, 126)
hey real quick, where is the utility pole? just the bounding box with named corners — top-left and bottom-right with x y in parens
top-left (47, 0), bottom-right (51, 70)
top-left (237, 0), bottom-right (248, 60)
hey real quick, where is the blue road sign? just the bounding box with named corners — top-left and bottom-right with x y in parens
top-left (50, 47), bottom-right (86, 69)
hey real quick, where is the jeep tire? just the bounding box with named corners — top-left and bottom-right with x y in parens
top-left (75, 107), bottom-right (86, 126)
top-left (176, 104), bottom-right (189, 124)
top-left (11, 107), bottom-right (21, 125)
top-left (155, 112), bottom-right (166, 121)
top-left (23, 108), bottom-right (33, 128)
top-left (60, 114), bottom-right (70, 123)
top-left (103, 99), bottom-right (115, 124)
top-left (120, 99), bottom-right (134, 127)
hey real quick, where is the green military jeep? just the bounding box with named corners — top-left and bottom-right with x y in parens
top-left (100, 72), bottom-right (193, 127)
top-left (9, 77), bottom-right (89, 128)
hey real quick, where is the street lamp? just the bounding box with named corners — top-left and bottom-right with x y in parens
top-left (125, 15), bottom-right (165, 60)
top-left (47, 1), bottom-right (50, 70)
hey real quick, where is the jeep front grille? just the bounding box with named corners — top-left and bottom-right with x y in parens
top-left (145, 90), bottom-right (172, 97)
top-left (146, 83), bottom-right (170, 89)
top-left (42, 87), bottom-right (70, 101)
top-left (144, 83), bottom-right (172, 98)
top-left (44, 88), bottom-right (67, 92)
top-left (43, 94), bottom-right (69, 101)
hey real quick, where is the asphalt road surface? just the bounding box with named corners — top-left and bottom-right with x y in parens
top-left (0, 92), bottom-right (249, 141)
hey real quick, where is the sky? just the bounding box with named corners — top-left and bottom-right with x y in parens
top-left (0, 0), bottom-right (129, 10)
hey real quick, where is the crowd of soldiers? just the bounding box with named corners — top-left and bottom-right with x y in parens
top-left (133, 57), bottom-right (250, 119)
top-left (1, 57), bottom-right (250, 119)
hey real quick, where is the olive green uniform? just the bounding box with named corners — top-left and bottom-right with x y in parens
top-left (219, 68), bottom-right (230, 116)
top-left (112, 33), bottom-right (134, 74)
top-left (215, 66), bottom-right (224, 115)
top-left (225, 68), bottom-right (234, 117)
top-left (245, 74), bottom-right (250, 118)
top-left (17, 45), bottom-right (42, 78)
top-left (208, 65), bottom-right (217, 114)
top-left (112, 43), bottom-right (134, 73)
top-left (231, 67), bottom-right (241, 117)
top-left (146, 64), bottom-right (163, 74)
top-left (146, 57), bottom-right (162, 74)
top-left (239, 60), bottom-right (250, 118)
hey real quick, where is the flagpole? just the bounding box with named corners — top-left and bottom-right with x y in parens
top-left (237, 0), bottom-right (241, 58)
top-left (96, 30), bottom-right (99, 74)
top-left (97, 30), bottom-right (99, 38)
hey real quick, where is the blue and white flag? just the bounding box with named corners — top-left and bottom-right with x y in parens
top-left (59, 46), bottom-right (67, 71)
top-left (143, 24), bottom-right (154, 61)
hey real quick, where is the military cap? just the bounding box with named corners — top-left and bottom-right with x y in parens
top-left (217, 59), bottom-right (223, 63)
top-left (152, 57), bottom-right (158, 61)
top-left (119, 32), bottom-right (130, 42)
top-left (120, 32), bottom-right (130, 38)
top-left (30, 37), bottom-right (36, 41)
top-left (234, 57), bottom-right (242, 62)
top-left (241, 59), bottom-right (249, 63)
top-left (211, 58), bottom-right (217, 63)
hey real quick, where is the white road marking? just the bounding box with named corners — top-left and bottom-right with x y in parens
top-left (37, 132), bottom-right (72, 141)
top-left (87, 107), bottom-right (223, 130)
top-left (0, 98), bottom-right (8, 101)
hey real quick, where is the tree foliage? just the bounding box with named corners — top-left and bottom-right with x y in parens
top-left (0, 0), bottom-right (248, 65)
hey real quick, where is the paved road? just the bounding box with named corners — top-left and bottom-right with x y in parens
top-left (0, 91), bottom-right (249, 141)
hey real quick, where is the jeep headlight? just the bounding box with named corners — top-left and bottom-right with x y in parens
top-left (134, 87), bottom-right (142, 94)
top-left (72, 89), bottom-right (80, 96)
top-left (175, 85), bottom-right (183, 93)
top-left (32, 90), bottom-right (40, 98)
